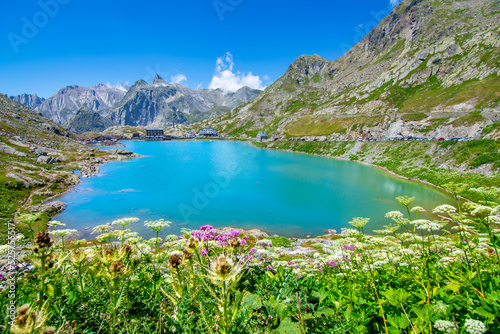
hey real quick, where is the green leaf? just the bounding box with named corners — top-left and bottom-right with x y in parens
top-left (276, 316), bottom-right (301, 334)
top-left (474, 307), bottom-right (495, 323)
top-left (492, 234), bottom-right (500, 248)
top-left (240, 292), bottom-right (261, 312)
top-left (446, 282), bottom-right (461, 292)
top-left (314, 306), bottom-right (335, 317)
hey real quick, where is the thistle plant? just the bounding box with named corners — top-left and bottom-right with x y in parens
top-left (10, 302), bottom-right (51, 334)
top-left (144, 219), bottom-right (171, 297)
top-left (29, 231), bottom-right (54, 306)
top-left (96, 246), bottom-right (132, 332)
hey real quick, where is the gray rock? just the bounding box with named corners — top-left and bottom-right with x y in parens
top-left (0, 143), bottom-right (27, 157)
top-left (37, 155), bottom-right (55, 164)
top-left (32, 201), bottom-right (66, 215)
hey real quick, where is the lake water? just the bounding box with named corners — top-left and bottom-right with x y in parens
top-left (55, 140), bottom-right (454, 238)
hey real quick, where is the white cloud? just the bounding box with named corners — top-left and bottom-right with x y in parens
top-left (171, 74), bottom-right (187, 85)
top-left (106, 81), bottom-right (129, 92)
top-left (208, 52), bottom-right (266, 92)
top-left (196, 83), bottom-right (203, 90)
top-left (390, 0), bottom-right (401, 6)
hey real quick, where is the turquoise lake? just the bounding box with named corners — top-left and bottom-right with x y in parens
top-left (55, 140), bottom-right (454, 238)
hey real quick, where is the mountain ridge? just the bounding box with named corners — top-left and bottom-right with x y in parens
top-left (11, 79), bottom-right (262, 133)
top-left (204, 0), bottom-right (500, 140)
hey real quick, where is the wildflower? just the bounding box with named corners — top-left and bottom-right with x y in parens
top-left (258, 240), bottom-right (273, 248)
top-left (433, 205), bottom-right (457, 214)
top-left (471, 206), bottom-right (493, 215)
top-left (125, 237), bottom-right (142, 245)
top-left (164, 234), bottom-right (178, 241)
top-left (183, 249), bottom-right (192, 260)
top-left (112, 217), bottom-right (139, 227)
top-left (348, 217), bottom-right (370, 230)
top-left (42, 327), bottom-right (56, 334)
top-left (186, 237), bottom-right (199, 249)
top-left (91, 224), bottom-right (112, 235)
top-left (96, 232), bottom-right (117, 243)
top-left (50, 229), bottom-right (78, 238)
top-left (123, 232), bottom-right (139, 239)
top-left (432, 301), bottom-right (450, 314)
top-left (119, 245), bottom-right (133, 259)
top-left (47, 220), bottom-right (65, 227)
top-left (411, 206), bottom-right (426, 213)
top-left (200, 248), bottom-right (208, 257)
top-left (240, 239), bottom-right (247, 246)
top-left (340, 228), bottom-right (362, 237)
top-left (343, 244), bottom-right (355, 251)
top-left (191, 225), bottom-right (216, 241)
top-left (385, 211), bottom-right (404, 219)
top-left (229, 237), bottom-right (241, 248)
top-left (33, 231), bottom-right (53, 252)
top-left (396, 196), bottom-right (415, 206)
top-left (105, 247), bottom-right (116, 257)
top-left (144, 219), bottom-right (171, 232)
top-left (211, 255), bottom-right (234, 279)
top-left (463, 319), bottom-right (487, 334)
top-left (411, 219), bottom-right (444, 232)
top-left (12, 302), bottom-right (50, 333)
top-left (249, 248), bottom-right (257, 254)
top-left (434, 320), bottom-right (457, 333)
top-left (109, 260), bottom-right (125, 275)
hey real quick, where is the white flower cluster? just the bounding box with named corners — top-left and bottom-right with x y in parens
top-left (144, 219), bottom-right (171, 232)
top-left (112, 217), bottom-right (140, 227)
top-left (463, 319), bottom-right (487, 334)
top-left (50, 229), bottom-right (78, 237)
top-left (348, 217), bottom-right (370, 230)
top-left (433, 205), bottom-right (457, 214)
top-left (411, 219), bottom-right (443, 232)
top-left (385, 211), bottom-right (404, 219)
top-left (47, 220), bottom-right (65, 227)
top-left (340, 228), bottom-right (362, 237)
top-left (91, 225), bottom-right (112, 235)
top-left (410, 206), bottom-right (426, 213)
top-left (434, 320), bottom-right (456, 333)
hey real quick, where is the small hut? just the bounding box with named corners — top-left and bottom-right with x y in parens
top-left (256, 131), bottom-right (268, 142)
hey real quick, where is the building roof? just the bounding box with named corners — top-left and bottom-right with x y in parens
top-left (146, 128), bottom-right (164, 131)
top-left (257, 131), bottom-right (268, 136)
top-left (199, 127), bottom-right (218, 134)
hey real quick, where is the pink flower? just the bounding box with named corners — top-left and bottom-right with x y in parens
top-left (200, 248), bottom-right (208, 257)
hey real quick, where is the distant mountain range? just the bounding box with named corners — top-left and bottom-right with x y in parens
top-left (10, 75), bottom-right (262, 133)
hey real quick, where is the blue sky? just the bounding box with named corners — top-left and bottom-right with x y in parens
top-left (1, 0), bottom-right (400, 98)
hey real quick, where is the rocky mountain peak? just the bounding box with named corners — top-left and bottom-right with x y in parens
top-left (131, 79), bottom-right (149, 88)
top-left (152, 74), bottom-right (168, 85)
top-left (9, 93), bottom-right (46, 110)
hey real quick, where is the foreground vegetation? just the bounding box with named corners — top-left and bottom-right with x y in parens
top-left (1, 185), bottom-right (499, 333)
